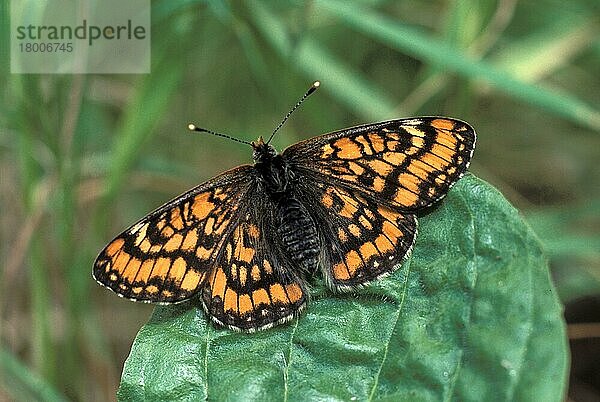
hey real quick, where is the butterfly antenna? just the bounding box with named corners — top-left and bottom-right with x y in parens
top-left (187, 123), bottom-right (252, 146)
top-left (266, 81), bottom-right (320, 145)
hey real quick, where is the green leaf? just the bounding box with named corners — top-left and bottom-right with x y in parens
top-left (118, 175), bottom-right (568, 401)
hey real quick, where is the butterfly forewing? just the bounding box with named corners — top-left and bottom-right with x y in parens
top-left (93, 166), bottom-right (255, 303)
top-left (284, 117), bottom-right (476, 210)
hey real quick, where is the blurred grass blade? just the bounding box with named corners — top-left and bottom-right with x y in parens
top-left (247, 2), bottom-right (397, 120)
top-left (314, 0), bottom-right (600, 131)
top-left (0, 348), bottom-right (67, 402)
top-left (491, 17), bottom-right (598, 82)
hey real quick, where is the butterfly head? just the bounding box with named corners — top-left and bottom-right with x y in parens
top-left (252, 136), bottom-right (277, 163)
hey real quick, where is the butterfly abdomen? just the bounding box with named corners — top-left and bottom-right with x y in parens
top-left (276, 197), bottom-right (320, 273)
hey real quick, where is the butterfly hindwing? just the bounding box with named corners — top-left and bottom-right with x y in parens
top-left (93, 165), bottom-right (254, 303)
top-left (200, 205), bottom-right (307, 331)
top-left (284, 117), bottom-right (476, 210)
top-left (297, 180), bottom-right (417, 290)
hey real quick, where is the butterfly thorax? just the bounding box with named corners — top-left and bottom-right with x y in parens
top-left (252, 137), bottom-right (292, 196)
top-left (252, 137), bottom-right (320, 273)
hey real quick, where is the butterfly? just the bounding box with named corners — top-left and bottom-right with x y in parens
top-left (93, 82), bottom-right (476, 332)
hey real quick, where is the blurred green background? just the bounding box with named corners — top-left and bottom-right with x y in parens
top-left (1, 0), bottom-right (599, 401)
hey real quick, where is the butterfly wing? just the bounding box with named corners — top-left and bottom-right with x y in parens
top-left (93, 165), bottom-right (256, 303)
top-left (297, 179), bottom-right (417, 290)
top-left (283, 117), bottom-right (474, 289)
top-left (200, 200), bottom-right (307, 331)
top-left (93, 165), bottom-right (307, 331)
top-left (283, 117), bottom-right (476, 210)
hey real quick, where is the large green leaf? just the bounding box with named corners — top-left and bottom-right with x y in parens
top-left (117, 175), bottom-right (568, 401)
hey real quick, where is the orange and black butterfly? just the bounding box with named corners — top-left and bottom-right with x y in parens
top-left (93, 82), bottom-right (476, 332)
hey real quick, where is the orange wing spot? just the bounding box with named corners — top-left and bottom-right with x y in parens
top-left (338, 227), bottom-right (348, 243)
top-left (163, 234), bottom-right (183, 252)
top-left (373, 176), bottom-right (386, 192)
top-left (321, 143), bottom-right (334, 158)
top-left (345, 250), bottom-right (362, 276)
top-left (348, 224), bottom-right (361, 237)
top-left (368, 133), bottom-right (385, 153)
top-left (348, 161), bottom-right (365, 175)
top-left (364, 208), bottom-right (375, 220)
top-left (382, 221), bottom-right (403, 241)
top-left (109, 273), bottom-right (118, 281)
top-left (386, 140), bottom-right (399, 151)
top-left (224, 288), bottom-right (237, 313)
top-left (333, 262), bottom-right (350, 280)
top-left (212, 268), bottom-right (227, 298)
top-left (138, 238), bottom-right (152, 253)
top-left (191, 192), bottom-right (214, 220)
top-left (182, 228), bottom-right (198, 251)
top-left (134, 259), bottom-right (155, 282)
top-left (334, 137), bottom-right (362, 159)
top-left (359, 215), bottom-right (373, 230)
top-left (226, 243), bottom-right (233, 261)
top-left (238, 294), bottom-right (253, 315)
top-left (196, 246), bottom-right (213, 260)
top-left (123, 257), bottom-right (142, 277)
top-left (263, 260), bottom-right (273, 274)
top-left (410, 136), bottom-right (425, 149)
top-left (161, 226), bottom-right (174, 238)
top-left (269, 283), bottom-right (288, 304)
top-left (393, 188), bottom-right (420, 207)
top-left (431, 142), bottom-right (454, 159)
top-left (149, 244), bottom-right (162, 253)
top-left (251, 265), bottom-right (261, 281)
top-left (408, 159), bottom-right (434, 177)
top-left (180, 269), bottom-right (202, 292)
top-left (406, 146), bottom-right (423, 156)
top-left (359, 241), bottom-right (379, 261)
top-left (235, 244), bottom-right (255, 264)
top-left (152, 257), bottom-right (172, 280)
top-left (435, 131), bottom-right (458, 149)
top-left (169, 257), bottom-right (187, 282)
top-left (285, 283), bottom-right (303, 303)
top-left (368, 159), bottom-right (393, 176)
top-left (132, 286), bottom-right (143, 294)
top-left (431, 118), bottom-right (455, 130)
top-left (375, 234), bottom-right (395, 253)
top-left (398, 173), bottom-right (420, 194)
top-left (354, 135), bottom-right (373, 155)
top-left (204, 217), bottom-right (215, 235)
top-left (161, 290), bottom-right (174, 298)
top-left (146, 285), bottom-right (159, 295)
top-left (322, 192), bottom-right (334, 208)
top-left (170, 209), bottom-right (184, 230)
top-left (113, 251), bottom-right (132, 273)
top-left (247, 224), bottom-right (260, 239)
top-left (377, 206), bottom-right (399, 223)
top-left (231, 264), bottom-right (238, 281)
top-left (119, 283), bottom-right (128, 291)
top-left (339, 197), bottom-right (359, 219)
top-left (252, 288), bottom-right (270, 307)
top-left (239, 266), bottom-right (248, 287)
top-left (382, 152), bottom-right (406, 166)
top-left (423, 146), bottom-right (451, 169)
